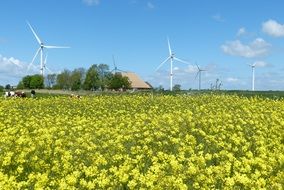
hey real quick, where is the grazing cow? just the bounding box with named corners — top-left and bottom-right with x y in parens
top-left (15, 91), bottom-right (26, 98)
top-left (4, 91), bottom-right (26, 98)
top-left (4, 91), bottom-right (15, 98)
top-left (70, 94), bottom-right (81, 99)
top-left (31, 90), bottom-right (36, 98)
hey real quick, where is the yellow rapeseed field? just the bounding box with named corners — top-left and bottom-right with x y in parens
top-left (0, 94), bottom-right (283, 189)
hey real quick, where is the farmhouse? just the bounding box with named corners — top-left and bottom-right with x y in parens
top-left (120, 72), bottom-right (152, 90)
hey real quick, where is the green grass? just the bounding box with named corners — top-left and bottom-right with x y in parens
top-left (4, 89), bottom-right (284, 100)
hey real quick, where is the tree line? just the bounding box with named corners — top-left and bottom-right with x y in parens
top-left (16, 64), bottom-right (131, 91)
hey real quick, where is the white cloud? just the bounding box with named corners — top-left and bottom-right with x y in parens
top-left (82, 0), bottom-right (100, 6)
top-left (0, 55), bottom-right (25, 75)
top-left (237, 27), bottom-right (246, 36)
top-left (221, 38), bottom-right (270, 58)
top-left (262, 19), bottom-right (284, 37)
top-left (0, 55), bottom-right (42, 85)
top-left (185, 65), bottom-right (198, 74)
top-left (226, 77), bottom-right (239, 83)
top-left (173, 66), bottom-right (179, 71)
top-left (0, 55), bottom-right (26, 85)
top-left (147, 2), bottom-right (155, 9)
top-left (253, 61), bottom-right (268, 67)
top-left (212, 14), bottom-right (225, 22)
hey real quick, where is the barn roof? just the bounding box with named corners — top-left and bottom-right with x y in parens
top-left (120, 72), bottom-right (152, 89)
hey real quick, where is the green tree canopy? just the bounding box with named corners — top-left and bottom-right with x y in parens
top-left (173, 84), bottom-right (181, 91)
top-left (96, 64), bottom-right (110, 90)
top-left (56, 69), bottom-right (71, 90)
top-left (22, 75), bottom-right (32, 89)
top-left (17, 81), bottom-right (24, 89)
top-left (46, 74), bottom-right (57, 88)
top-left (108, 73), bottom-right (131, 90)
top-left (30, 75), bottom-right (44, 89)
top-left (19, 75), bottom-right (44, 89)
top-left (83, 64), bottom-right (99, 90)
top-left (70, 68), bottom-right (85, 91)
top-left (5, 84), bottom-right (11, 90)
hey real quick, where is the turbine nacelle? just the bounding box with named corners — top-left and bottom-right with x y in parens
top-left (111, 55), bottom-right (125, 73)
top-left (27, 21), bottom-right (69, 76)
top-left (194, 63), bottom-right (206, 90)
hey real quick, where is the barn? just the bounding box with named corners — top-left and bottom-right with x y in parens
top-left (120, 72), bottom-right (152, 90)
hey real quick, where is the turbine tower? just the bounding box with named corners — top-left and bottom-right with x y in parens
top-left (43, 54), bottom-right (54, 74)
top-left (156, 37), bottom-right (189, 91)
top-left (195, 63), bottom-right (206, 90)
top-left (27, 21), bottom-right (69, 76)
top-left (247, 63), bottom-right (256, 91)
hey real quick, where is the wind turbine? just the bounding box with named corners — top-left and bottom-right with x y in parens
top-left (111, 55), bottom-right (125, 74)
top-left (43, 54), bottom-right (54, 74)
top-left (27, 21), bottom-right (69, 76)
top-left (195, 63), bottom-right (206, 90)
top-left (9, 58), bottom-right (23, 68)
top-left (156, 37), bottom-right (189, 91)
top-left (246, 63), bottom-right (256, 91)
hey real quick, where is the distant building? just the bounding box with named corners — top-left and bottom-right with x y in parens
top-left (120, 72), bottom-right (152, 90)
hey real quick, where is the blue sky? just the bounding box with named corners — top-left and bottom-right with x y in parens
top-left (1, 0), bottom-right (284, 90)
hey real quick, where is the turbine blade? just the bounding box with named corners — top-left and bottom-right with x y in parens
top-left (44, 45), bottom-right (70, 49)
top-left (174, 57), bottom-right (190, 65)
top-left (156, 56), bottom-right (170, 71)
top-left (117, 69), bottom-right (126, 73)
top-left (167, 37), bottom-right (172, 55)
top-left (27, 48), bottom-right (41, 71)
top-left (45, 54), bottom-right (48, 64)
top-left (27, 21), bottom-right (42, 44)
top-left (9, 59), bottom-right (22, 68)
top-left (194, 71), bottom-right (200, 80)
top-left (245, 62), bottom-right (253, 67)
top-left (45, 66), bottom-right (53, 74)
top-left (195, 62), bottom-right (200, 70)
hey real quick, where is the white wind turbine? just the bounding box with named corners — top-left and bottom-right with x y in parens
top-left (195, 63), bottom-right (206, 90)
top-left (43, 54), bottom-right (54, 74)
top-left (246, 63), bottom-right (257, 91)
top-left (156, 37), bottom-right (189, 91)
top-left (27, 21), bottom-right (69, 76)
top-left (111, 55), bottom-right (125, 74)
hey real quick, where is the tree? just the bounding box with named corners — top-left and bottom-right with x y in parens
top-left (22, 75), bottom-right (32, 89)
top-left (108, 73), bottom-right (131, 90)
top-left (83, 65), bottom-right (100, 90)
top-left (96, 64), bottom-right (110, 90)
top-left (173, 84), bottom-right (181, 91)
top-left (70, 68), bottom-right (85, 91)
top-left (155, 85), bottom-right (164, 92)
top-left (56, 69), bottom-right (71, 90)
top-left (46, 74), bottom-right (57, 88)
top-left (0, 85), bottom-right (4, 92)
top-left (5, 84), bottom-right (11, 90)
top-left (30, 75), bottom-right (44, 89)
top-left (18, 75), bottom-right (44, 89)
top-left (17, 81), bottom-right (24, 89)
